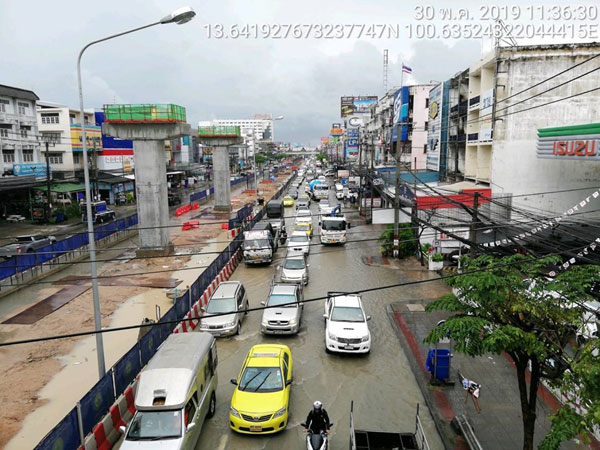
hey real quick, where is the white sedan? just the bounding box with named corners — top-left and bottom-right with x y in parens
top-left (286, 231), bottom-right (310, 256)
top-left (324, 293), bottom-right (371, 354)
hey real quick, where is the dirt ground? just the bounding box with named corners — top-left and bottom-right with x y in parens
top-left (0, 175), bottom-right (287, 448)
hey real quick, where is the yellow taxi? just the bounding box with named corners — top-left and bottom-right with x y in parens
top-left (229, 344), bottom-right (293, 434)
top-left (283, 195), bottom-right (294, 207)
top-left (292, 221), bottom-right (313, 237)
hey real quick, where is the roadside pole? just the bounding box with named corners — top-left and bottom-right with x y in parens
top-left (45, 140), bottom-right (52, 222)
top-left (393, 122), bottom-right (401, 258)
top-left (358, 133), bottom-right (363, 216)
top-left (469, 191), bottom-right (480, 258)
top-left (412, 157), bottom-right (420, 263)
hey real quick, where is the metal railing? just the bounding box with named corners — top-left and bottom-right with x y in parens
top-left (197, 126), bottom-right (241, 137)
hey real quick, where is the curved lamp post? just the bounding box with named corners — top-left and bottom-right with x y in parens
top-left (76, 6), bottom-right (196, 378)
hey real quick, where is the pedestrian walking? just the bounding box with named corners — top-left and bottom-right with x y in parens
top-left (462, 378), bottom-right (481, 413)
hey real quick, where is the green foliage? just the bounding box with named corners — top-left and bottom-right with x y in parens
top-left (377, 224), bottom-right (416, 258)
top-left (424, 255), bottom-right (600, 449)
top-left (126, 192), bottom-right (135, 203)
top-left (254, 154), bottom-right (267, 164)
top-left (316, 153), bottom-right (327, 162)
top-left (431, 253), bottom-right (443, 262)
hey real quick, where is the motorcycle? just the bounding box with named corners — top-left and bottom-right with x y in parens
top-left (300, 422), bottom-right (333, 450)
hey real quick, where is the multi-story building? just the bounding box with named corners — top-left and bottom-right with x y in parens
top-left (437, 42), bottom-right (600, 215)
top-left (36, 101), bottom-right (97, 179)
top-left (445, 68), bottom-right (469, 181)
top-left (208, 114), bottom-right (274, 158)
top-left (0, 84), bottom-right (40, 175)
top-left (398, 84), bottom-right (436, 171)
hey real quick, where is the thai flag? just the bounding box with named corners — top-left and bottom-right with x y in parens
top-left (402, 64), bottom-right (412, 74)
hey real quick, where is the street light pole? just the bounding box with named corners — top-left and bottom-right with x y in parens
top-left (76, 6), bottom-right (196, 379)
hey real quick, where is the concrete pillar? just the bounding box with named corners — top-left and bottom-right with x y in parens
top-left (103, 122), bottom-right (191, 256)
top-left (134, 140), bottom-right (171, 251)
top-left (213, 146), bottom-right (231, 212)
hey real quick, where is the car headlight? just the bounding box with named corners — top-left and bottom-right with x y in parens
top-left (199, 322), bottom-right (209, 329)
top-left (225, 321), bottom-right (236, 327)
top-left (328, 332), bottom-right (337, 340)
top-left (261, 320), bottom-right (268, 327)
top-left (289, 319), bottom-right (298, 326)
top-left (230, 406), bottom-right (241, 418)
top-left (361, 335), bottom-right (370, 342)
top-left (273, 406), bottom-right (287, 418)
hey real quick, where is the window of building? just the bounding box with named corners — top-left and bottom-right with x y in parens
top-left (18, 102), bottom-right (28, 115)
top-left (424, 121), bottom-right (428, 131)
top-left (0, 126), bottom-right (9, 138)
top-left (48, 153), bottom-right (63, 164)
top-left (0, 99), bottom-right (9, 113)
top-left (69, 113), bottom-right (76, 124)
top-left (23, 149), bottom-right (34, 162)
top-left (41, 132), bottom-right (61, 143)
top-left (20, 128), bottom-right (28, 138)
top-left (2, 150), bottom-right (15, 163)
top-left (73, 153), bottom-right (81, 164)
top-left (425, 98), bottom-right (429, 108)
top-left (423, 144), bottom-right (427, 154)
top-left (41, 113), bottom-right (60, 124)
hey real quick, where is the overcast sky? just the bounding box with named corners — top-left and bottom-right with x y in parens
top-left (1, 0), bottom-right (595, 145)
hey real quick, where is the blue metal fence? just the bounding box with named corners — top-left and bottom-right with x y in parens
top-left (113, 343), bottom-right (141, 397)
top-left (36, 407), bottom-right (80, 450)
top-left (79, 372), bottom-right (115, 437)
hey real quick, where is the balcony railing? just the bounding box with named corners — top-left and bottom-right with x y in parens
top-left (469, 96), bottom-right (480, 106)
top-left (467, 133), bottom-right (479, 141)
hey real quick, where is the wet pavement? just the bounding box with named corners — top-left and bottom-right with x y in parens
top-left (193, 186), bottom-right (445, 450)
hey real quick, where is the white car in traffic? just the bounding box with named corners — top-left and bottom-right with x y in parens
top-left (324, 293), bottom-right (371, 354)
top-left (287, 231), bottom-right (310, 256)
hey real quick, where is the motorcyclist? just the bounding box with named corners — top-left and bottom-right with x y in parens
top-left (304, 401), bottom-right (331, 435)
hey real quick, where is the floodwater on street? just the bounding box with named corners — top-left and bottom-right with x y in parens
top-left (195, 186), bottom-right (444, 450)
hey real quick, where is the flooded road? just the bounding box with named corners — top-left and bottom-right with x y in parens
top-left (196, 185), bottom-right (444, 450)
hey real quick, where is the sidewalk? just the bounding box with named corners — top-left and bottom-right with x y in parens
top-left (386, 259), bottom-right (592, 450)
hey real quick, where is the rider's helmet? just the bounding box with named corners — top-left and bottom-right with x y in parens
top-left (313, 400), bottom-right (322, 412)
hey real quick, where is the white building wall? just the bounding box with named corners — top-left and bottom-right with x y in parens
top-left (491, 44), bottom-right (600, 215)
top-left (411, 84), bottom-right (434, 171)
top-left (0, 91), bottom-right (39, 173)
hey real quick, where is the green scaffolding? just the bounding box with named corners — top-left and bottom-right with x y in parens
top-left (198, 126), bottom-right (241, 137)
top-left (104, 104), bottom-right (186, 123)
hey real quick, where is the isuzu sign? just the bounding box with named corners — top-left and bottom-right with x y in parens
top-left (537, 123), bottom-right (600, 161)
top-left (347, 116), bottom-right (362, 128)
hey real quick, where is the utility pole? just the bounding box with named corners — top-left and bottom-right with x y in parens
top-left (358, 131), bottom-right (363, 216)
top-left (469, 191), bottom-right (480, 258)
top-left (412, 157), bottom-right (420, 263)
top-left (44, 140), bottom-right (52, 222)
top-left (393, 121), bottom-right (401, 258)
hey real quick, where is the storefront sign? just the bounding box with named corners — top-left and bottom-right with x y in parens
top-left (537, 123), bottom-right (600, 161)
top-left (13, 163), bottom-right (50, 179)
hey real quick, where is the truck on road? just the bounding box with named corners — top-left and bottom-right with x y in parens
top-left (81, 200), bottom-right (116, 223)
top-left (0, 234), bottom-right (57, 259)
top-left (266, 199), bottom-right (287, 243)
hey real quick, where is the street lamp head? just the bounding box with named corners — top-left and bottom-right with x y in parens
top-left (160, 6), bottom-right (196, 25)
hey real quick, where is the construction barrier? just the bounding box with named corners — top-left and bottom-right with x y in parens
top-left (182, 220), bottom-right (199, 231)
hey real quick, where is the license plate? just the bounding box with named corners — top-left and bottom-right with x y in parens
top-left (344, 345), bottom-right (354, 350)
top-left (250, 425), bottom-right (262, 432)
top-left (253, 255), bottom-right (260, 259)
top-left (271, 330), bottom-right (286, 334)
top-left (330, 240), bottom-right (337, 243)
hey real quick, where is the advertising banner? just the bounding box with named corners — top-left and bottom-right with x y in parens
top-left (341, 96), bottom-right (378, 117)
top-left (345, 128), bottom-right (359, 158)
top-left (330, 128), bottom-right (344, 136)
top-left (13, 163), bottom-right (50, 179)
top-left (426, 84), bottom-right (443, 171)
top-left (479, 88), bottom-right (494, 141)
top-left (321, 137), bottom-right (330, 144)
top-left (70, 124), bottom-right (102, 151)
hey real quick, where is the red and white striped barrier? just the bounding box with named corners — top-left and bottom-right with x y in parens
top-left (173, 249), bottom-right (242, 334)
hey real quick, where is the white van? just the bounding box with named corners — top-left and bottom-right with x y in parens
top-left (120, 333), bottom-right (218, 450)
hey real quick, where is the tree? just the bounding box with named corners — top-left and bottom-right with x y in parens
top-left (378, 224), bottom-right (416, 257)
top-left (316, 153), bottom-right (327, 162)
top-left (424, 254), bottom-right (600, 450)
top-left (254, 154), bottom-right (267, 165)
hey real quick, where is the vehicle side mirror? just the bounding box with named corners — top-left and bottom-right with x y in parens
top-left (186, 422), bottom-right (196, 432)
top-left (367, 315), bottom-right (371, 321)
top-left (230, 378), bottom-right (238, 385)
top-left (260, 301), bottom-right (266, 306)
top-left (119, 425), bottom-right (126, 434)
top-left (285, 379), bottom-right (293, 386)
top-left (306, 264), bottom-right (310, 267)
top-left (323, 314), bottom-right (328, 319)
top-left (200, 307), bottom-right (206, 312)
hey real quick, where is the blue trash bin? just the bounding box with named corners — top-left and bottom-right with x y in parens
top-left (426, 349), bottom-right (451, 380)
